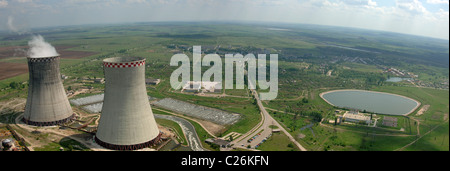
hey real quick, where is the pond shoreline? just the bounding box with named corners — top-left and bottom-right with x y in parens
top-left (319, 89), bottom-right (421, 116)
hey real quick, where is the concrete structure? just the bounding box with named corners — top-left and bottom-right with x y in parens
top-left (182, 81), bottom-right (201, 93)
top-left (95, 57), bottom-right (161, 150)
top-left (23, 56), bottom-right (75, 126)
top-left (181, 81), bottom-right (221, 93)
top-left (342, 111), bottom-right (371, 124)
top-left (201, 81), bottom-right (222, 93)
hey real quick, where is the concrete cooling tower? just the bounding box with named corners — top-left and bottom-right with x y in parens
top-left (23, 56), bottom-right (75, 126)
top-left (95, 57), bottom-right (161, 150)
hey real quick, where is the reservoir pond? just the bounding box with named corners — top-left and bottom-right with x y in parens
top-left (321, 90), bottom-right (420, 115)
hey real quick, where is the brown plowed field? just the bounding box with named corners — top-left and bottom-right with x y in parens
top-left (55, 46), bottom-right (98, 59)
top-left (0, 46), bottom-right (27, 59)
top-left (0, 45), bottom-right (98, 59)
top-left (0, 62), bottom-right (28, 80)
top-left (0, 45), bottom-right (98, 80)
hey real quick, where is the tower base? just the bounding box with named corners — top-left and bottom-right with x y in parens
top-left (21, 114), bottom-right (76, 127)
top-left (94, 133), bottom-right (162, 151)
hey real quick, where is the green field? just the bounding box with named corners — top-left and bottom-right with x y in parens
top-left (0, 22), bottom-right (448, 151)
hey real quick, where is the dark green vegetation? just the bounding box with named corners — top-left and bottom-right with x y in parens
top-left (0, 22), bottom-right (448, 151)
top-left (33, 137), bottom-right (91, 151)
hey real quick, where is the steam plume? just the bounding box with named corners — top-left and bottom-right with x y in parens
top-left (27, 35), bottom-right (59, 58)
top-left (7, 16), bottom-right (29, 35)
top-left (7, 16), bottom-right (19, 33)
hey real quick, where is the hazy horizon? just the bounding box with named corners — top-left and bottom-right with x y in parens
top-left (0, 0), bottom-right (449, 40)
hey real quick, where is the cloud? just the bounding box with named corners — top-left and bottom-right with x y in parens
top-left (0, 0), bottom-right (8, 8)
top-left (426, 0), bottom-right (449, 4)
top-left (0, 0), bottom-right (447, 40)
top-left (126, 0), bottom-right (147, 3)
top-left (436, 8), bottom-right (449, 19)
top-left (16, 0), bottom-right (33, 2)
top-left (340, 0), bottom-right (377, 6)
top-left (396, 0), bottom-right (428, 15)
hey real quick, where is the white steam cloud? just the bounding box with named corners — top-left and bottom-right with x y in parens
top-left (7, 16), bottom-right (29, 35)
top-left (27, 35), bottom-right (59, 58)
top-left (7, 16), bottom-right (19, 33)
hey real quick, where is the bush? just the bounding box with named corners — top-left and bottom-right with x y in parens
top-left (9, 81), bottom-right (24, 89)
top-left (287, 143), bottom-right (294, 148)
top-left (302, 98), bottom-right (309, 103)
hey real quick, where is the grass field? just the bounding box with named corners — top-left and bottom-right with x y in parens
top-left (33, 137), bottom-right (91, 151)
top-left (0, 22), bottom-right (448, 151)
top-left (265, 85), bottom-right (448, 151)
top-left (256, 132), bottom-right (300, 151)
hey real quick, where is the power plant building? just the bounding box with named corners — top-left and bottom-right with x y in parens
top-left (95, 57), bottom-right (161, 150)
top-left (22, 56), bottom-right (75, 126)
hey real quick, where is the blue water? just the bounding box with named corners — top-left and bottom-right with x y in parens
top-left (322, 90), bottom-right (419, 115)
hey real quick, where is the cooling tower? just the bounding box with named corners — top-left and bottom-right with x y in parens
top-left (95, 57), bottom-right (161, 150)
top-left (23, 56), bottom-right (75, 126)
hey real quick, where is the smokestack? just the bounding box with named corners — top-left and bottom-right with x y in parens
top-left (95, 57), bottom-right (161, 150)
top-left (22, 56), bottom-right (75, 126)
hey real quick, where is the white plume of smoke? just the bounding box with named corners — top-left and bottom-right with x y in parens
top-left (7, 16), bottom-right (19, 33)
top-left (27, 35), bottom-right (59, 58)
top-left (7, 16), bottom-right (29, 35)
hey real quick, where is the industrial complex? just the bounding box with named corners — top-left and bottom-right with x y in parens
top-left (1, 22), bottom-right (446, 153)
top-left (2, 56), bottom-right (169, 151)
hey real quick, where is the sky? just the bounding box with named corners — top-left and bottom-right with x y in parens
top-left (0, 0), bottom-right (449, 40)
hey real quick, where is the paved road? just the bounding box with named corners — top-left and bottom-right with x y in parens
top-left (155, 114), bottom-right (205, 151)
top-left (231, 88), bottom-right (307, 151)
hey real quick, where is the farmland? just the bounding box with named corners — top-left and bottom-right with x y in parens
top-left (0, 22), bottom-right (448, 151)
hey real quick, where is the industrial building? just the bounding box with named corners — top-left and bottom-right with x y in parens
top-left (95, 57), bottom-right (161, 150)
top-left (182, 81), bottom-right (202, 92)
top-left (22, 56), bottom-right (75, 126)
top-left (181, 81), bottom-right (222, 93)
top-left (342, 111), bottom-right (371, 124)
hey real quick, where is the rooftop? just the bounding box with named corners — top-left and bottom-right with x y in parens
top-left (343, 111), bottom-right (370, 121)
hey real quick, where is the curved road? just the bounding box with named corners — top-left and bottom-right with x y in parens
top-left (231, 88), bottom-right (307, 151)
top-left (155, 114), bottom-right (205, 151)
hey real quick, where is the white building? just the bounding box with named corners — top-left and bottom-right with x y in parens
top-left (182, 81), bottom-right (221, 93)
top-left (182, 81), bottom-right (202, 92)
top-left (343, 111), bottom-right (371, 124)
